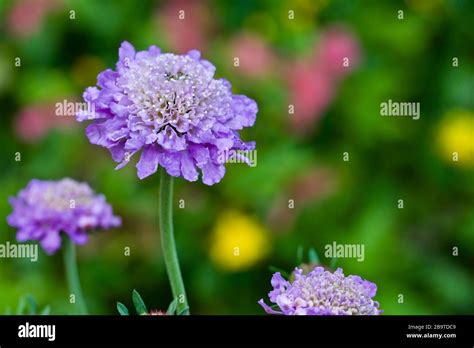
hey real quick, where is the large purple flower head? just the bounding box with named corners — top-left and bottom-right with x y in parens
top-left (7, 178), bottom-right (121, 254)
top-left (76, 41), bottom-right (257, 185)
top-left (259, 267), bottom-right (382, 315)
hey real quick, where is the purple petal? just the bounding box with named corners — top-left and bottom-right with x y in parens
top-left (119, 41), bottom-right (135, 62)
top-left (97, 69), bottom-right (118, 89)
top-left (228, 95), bottom-right (258, 129)
top-left (156, 126), bottom-right (187, 151)
top-left (258, 299), bottom-right (282, 315)
top-left (69, 230), bottom-right (88, 245)
top-left (187, 50), bottom-right (201, 60)
top-left (136, 145), bottom-right (161, 179)
top-left (108, 143), bottom-right (126, 162)
top-left (148, 45), bottom-right (161, 57)
top-left (159, 152), bottom-right (181, 177)
top-left (200, 161), bottom-right (225, 186)
top-left (189, 144), bottom-right (209, 167)
top-left (269, 272), bottom-right (289, 302)
top-left (85, 123), bottom-right (110, 147)
top-left (180, 152), bottom-right (198, 182)
top-left (40, 231), bottom-right (61, 255)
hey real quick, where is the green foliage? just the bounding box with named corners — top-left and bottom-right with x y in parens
top-left (166, 298), bottom-right (178, 315)
top-left (132, 289), bottom-right (148, 315)
top-left (116, 290), bottom-right (181, 316)
top-left (6, 295), bottom-right (51, 315)
top-left (116, 302), bottom-right (129, 316)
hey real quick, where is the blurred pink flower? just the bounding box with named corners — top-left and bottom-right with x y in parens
top-left (158, 0), bottom-right (211, 53)
top-left (15, 102), bottom-right (76, 143)
top-left (229, 34), bottom-right (276, 78)
top-left (316, 26), bottom-right (361, 79)
top-left (287, 26), bottom-right (361, 134)
top-left (287, 61), bottom-right (334, 133)
top-left (7, 0), bottom-right (61, 37)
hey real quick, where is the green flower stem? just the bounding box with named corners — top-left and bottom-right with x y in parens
top-left (159, 168), bottom-right (190, 315)
top-left (63, 238), bottom-right (88, 315)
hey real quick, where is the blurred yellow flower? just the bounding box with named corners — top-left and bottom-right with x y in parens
top-left (209, 210), bottom-right (270, 271)
top-left (436, 110), bottom-right (474, 167)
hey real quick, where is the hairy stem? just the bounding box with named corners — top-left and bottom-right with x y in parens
top-left (63, 238), bottom-right (88, 315)
top-left (159, 168), bottom-right (190, 315)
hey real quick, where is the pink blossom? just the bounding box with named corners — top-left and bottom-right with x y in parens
top-left (229, 34), bottom-right (276, 78)
top-left (316, 26), bottom-right (361, 79)
top-left (158, 0), bottom-right (211, 53)
top-left (287, 61), bottom-right (334, 133)
top-left (287, 26), bottom-right (361, 134)
top-left (7, 0), bottom-right (61, 37)
top-left (14, 102), bottom-right (76, 143)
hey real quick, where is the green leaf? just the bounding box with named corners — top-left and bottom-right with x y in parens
top-left (40, 306), bottom-right (51, 315)
top-left (166, 298), bottom-right (177, 315)
top-left (330, 257), bottom-right (338, 270)
top-left (116, 302), bottom-right (129, 316)
top-left (296, 245), bottom-right (304, 265)
top-left (308, 247), bottom-right (319, 264)
top-left (177, 306), bottom-right (190, 316)
top-left (132, 289), bottom-right (147, 315)
top-left (4, 307), bottom-right (12, 315)
top-left (16, 297), bottom-right (26, 315)
top-left (26, 295), bottom-right (37, 315)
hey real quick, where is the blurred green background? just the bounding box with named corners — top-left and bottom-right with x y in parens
top-left (0, 0), bottom-right (473, 315)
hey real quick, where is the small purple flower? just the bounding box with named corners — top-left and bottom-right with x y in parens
top-left (7, 178), bottom-right (121, 254)
top-left (259, 267), bottom-right (382, 315)
top-left (76, 41), bottom-right (257, 185)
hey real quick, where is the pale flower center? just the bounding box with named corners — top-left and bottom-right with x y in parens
top-left (29, 180), bottom-right (93, 211)
top-left (121, 54), bottom-right (209, 134)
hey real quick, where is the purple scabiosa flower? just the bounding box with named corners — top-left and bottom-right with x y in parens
top-left (258, 267), bottom-right (382, 315)
top-left (7, 178), bottom-right (121, 254)
top-left (76, 41), bottom-right (257, 185)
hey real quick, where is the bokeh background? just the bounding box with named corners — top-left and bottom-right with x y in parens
top-left (0, 0), bottom-right (473, 315)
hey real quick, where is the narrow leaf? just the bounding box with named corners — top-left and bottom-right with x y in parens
top-left (117, 302), bottom-right (129, 316)
top-left (308, 247), bottom-right (319, 264)
top-left (132, 289), bottom-right (147, 315)
top-left (330, 257), bottom-right (338, 270)
top-left (16, 297), bottom-right (26, 315)
top-left (166, 298), bottom-right (177, 315)
top-left (26, 295), bottom-right (37, 315)
top-left (40, 306), bottom-right (51, 315)
top-left (177, 306), bottom-right (190, 316)
top-left (296, 245), bottom-right (304, 265)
